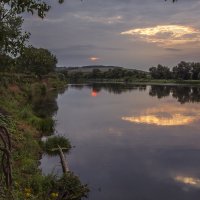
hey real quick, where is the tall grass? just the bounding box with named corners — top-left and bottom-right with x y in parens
top-left (42, 136), bottom-right (71, 156)
top-left (19, 106), bottom-right (54, 134)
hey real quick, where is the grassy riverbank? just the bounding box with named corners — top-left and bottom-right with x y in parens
top-left (0, 73), bottom-right (88, 199)
top-left (1, 73), bottom-right (200, 199)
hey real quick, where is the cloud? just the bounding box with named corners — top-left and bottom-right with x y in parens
top-left (73, 14), bottom-right (123, 24)
top-left (23, 0), bottom-right (200, 68)
top-left (164, 48), bottom-right (182, 51)
top-left (89, 57), bottom-right (100, 61)
top-left (50, 45), bottom-right (124, 52)
top-left (121, 25), bottom-right (200, 47)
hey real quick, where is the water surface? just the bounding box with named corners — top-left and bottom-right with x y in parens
top-left (41, 84), bottom-right (200, 200)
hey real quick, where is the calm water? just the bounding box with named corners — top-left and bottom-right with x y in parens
top-left (41, 84), bottom-right (200, 200)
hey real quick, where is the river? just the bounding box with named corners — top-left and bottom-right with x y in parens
top-left (41, 84), bottom-right (200, 200)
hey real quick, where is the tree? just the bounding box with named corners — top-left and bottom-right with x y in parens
top-left (172, 61), bottom-right (191, 80)
top-left (91, 69), bottom-right (102, 79)
top-left (0, 0), bottom-right (64, 18)
top-left (191, 62), bottom-right (200, 80)
top-left (1, 0), bottom-right (176, 16)
top-left (0, 0), bottom-right (64, 57)
top-left (0, 3), bottom-right (30, 56)
top-left (149, 65), bottom-right (171, 79)
top-left (16, 47), bottom-right (57, 75)
top-left (0, 54), bottom-right (13, 72)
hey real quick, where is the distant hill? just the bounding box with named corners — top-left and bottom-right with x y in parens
top-left (56, 65), bottom-right (148, 74)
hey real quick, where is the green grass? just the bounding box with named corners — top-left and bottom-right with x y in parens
top-left (19, 105), bottom-right (55, 134)
top-left (0, 73), bottom-right (88, 199)
top-left (42, 136), bottom-right (71, 156)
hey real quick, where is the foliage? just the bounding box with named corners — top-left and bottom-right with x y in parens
top-left (172, 61), bottom-right (191, 80)
top-left (28, 115), bottom-right (55, 134)
top-left (0, 0), bottom-right (63, 58)
top-left (16, 172), bottom-right (89, 200)
top-left (0, 3), bottom-right (30, 56)
top-left (53, 172), bottom-right (89, 200)
top-left (149, 64), bottom-right (171, 79)
top-left (149, 61), bottom-right (200, 80)
top-left (66, 67), bottom-right (147, 82)
top-left (1, 0), bottom-right (64, 18)
top-left (0, 75), bottom-right (88, 199)
top-left (18, 103), bottom-right (55, 135)
top-left (16, 47), bottom-right (57, 75)
top-left (0, 54), bottom-right (14, 72)
top-left (0, 113), bottom-right (9, 127)
top-left (42, 136), bottom-right (71, 156)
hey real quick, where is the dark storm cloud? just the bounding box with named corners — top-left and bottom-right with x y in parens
top-left (23, 0), bottom-right (200, 69)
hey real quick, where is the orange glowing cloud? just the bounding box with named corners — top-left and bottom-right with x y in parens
top-left (121, 25), bottom-right (200, 47)
top-left (89, 57), bottom-right (100, 61)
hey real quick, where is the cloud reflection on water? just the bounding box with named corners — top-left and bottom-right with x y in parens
top-left (175, 176), bottom-right (200, 188)
top-left (122, 105), bottom-right (200, 126)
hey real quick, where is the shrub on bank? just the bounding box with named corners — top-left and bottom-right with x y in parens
top-left (42, 136), bottom-right (71, 156)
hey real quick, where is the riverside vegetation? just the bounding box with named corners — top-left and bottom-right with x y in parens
top-left (0, 5), bottom-right (90, 195)
top-left (1, 47), bottom-right (200, 200)
top-left (1, 61), bottom-right (200, 199)
top-left (61, 61), bottom-right (200, 84)
top-left (0, 1), bottom-right (198, 199)
top-left (0, 74), bottom-right (89, 199)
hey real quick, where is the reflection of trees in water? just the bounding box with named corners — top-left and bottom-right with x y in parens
top-left (70, 84), bottom-right (85, 90)
top-left (71, 84), bottom-right (200, 104)
top-left (149, 85), bottom-right (200, 104)
top-left (32, 94), bottom-right (58, 118)
top-left (31, 88), bottom-right (66, 118)
top-left (71, 83), bottom-right (147, 94)
top-left (149, 85), bottom-right (171, 99)
top-left (93, 83), bottom-right (147, 94)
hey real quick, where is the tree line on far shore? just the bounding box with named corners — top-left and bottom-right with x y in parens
top-left (2, 55), bottom-right (200, 82)
top-left (66, 61), bottom-right (200, 82)
top-left (149, 61), bottom-right (200, 80)
top-left (66, 68), bottom-right (147, 82)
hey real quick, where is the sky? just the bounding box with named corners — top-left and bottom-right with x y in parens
top-left (23, 0), bottom-right (200, 70)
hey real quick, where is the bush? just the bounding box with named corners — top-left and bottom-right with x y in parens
top-left (42, 136), bottom-right (71, 156)
top-left (16, 47), bottom-right (57, 75)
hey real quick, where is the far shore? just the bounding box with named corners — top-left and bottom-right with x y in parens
top-left (69, 79), bottom-right (200, 86)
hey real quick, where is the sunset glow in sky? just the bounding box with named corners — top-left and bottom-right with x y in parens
top-left (121, 25), bottom-right (200, 47)
top-left (89, 57), bottom-right (100, 61)
top-left (24, 0), bottom-right (200, 69)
